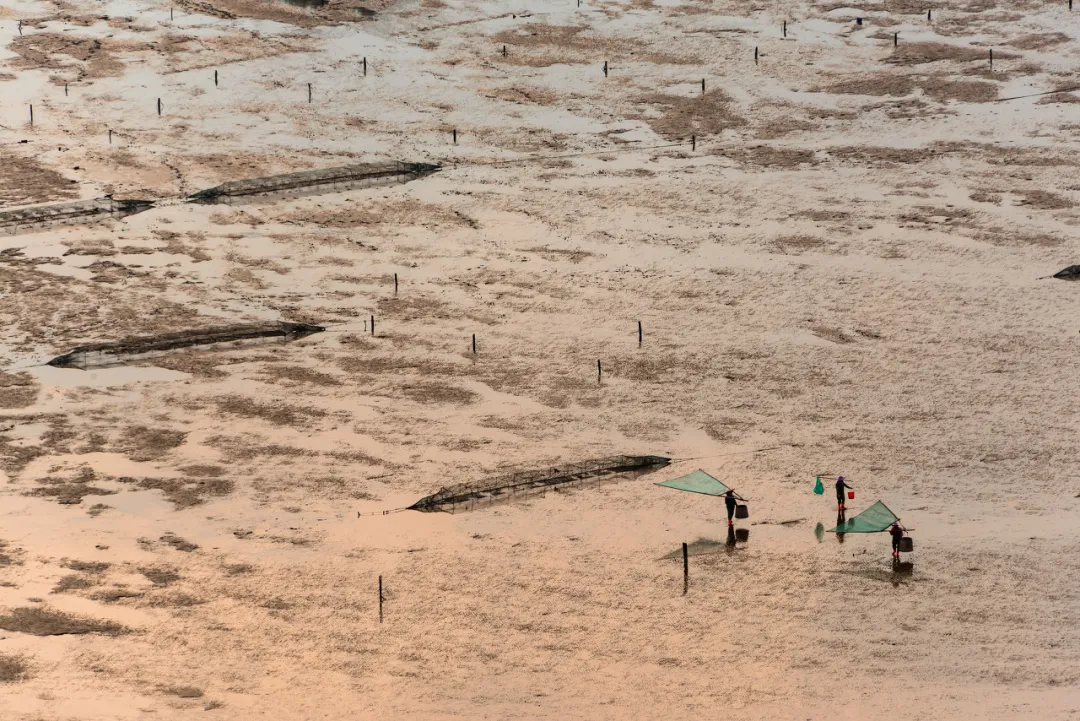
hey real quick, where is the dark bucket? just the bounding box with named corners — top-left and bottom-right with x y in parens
top-left (899, 537), bottom-right (913, 553)
top-left (735, 504), bottom-right (749, 519)
top-left (735, 528), bottom-right (750, 543)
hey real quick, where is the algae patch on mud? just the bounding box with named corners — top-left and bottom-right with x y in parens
top-left (0, 607), bottom-right (130, 636)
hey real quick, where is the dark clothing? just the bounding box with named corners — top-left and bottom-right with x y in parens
top-left (835, 479), bottom-right (851, 504)
top-left (725, 495), bottom-right (737, 520)
top-left (890, 525), bottom-right (904, 551)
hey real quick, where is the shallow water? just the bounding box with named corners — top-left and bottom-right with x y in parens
top-left (28, 365), bottom-right (189, 388)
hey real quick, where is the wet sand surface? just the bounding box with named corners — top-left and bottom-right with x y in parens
top-left (0, 0), bottom-right (1079, 718)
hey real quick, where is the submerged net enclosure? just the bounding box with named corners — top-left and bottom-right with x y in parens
top-left (185, 162), bottom-right (441, 204)
top-left (827, 500), bottom-right (899, 533)
top-left (409, 455), bottom-right (671, 512)
top-left (0, 197), bottom-right (154, 235)
top-left (47, 321), bottom-right (325, 369)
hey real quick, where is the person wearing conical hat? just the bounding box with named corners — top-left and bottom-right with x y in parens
top-left (724, 489), bottom-right (737, 527)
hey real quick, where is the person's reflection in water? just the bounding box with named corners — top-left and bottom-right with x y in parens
top-left (835, 509), bottom-right (846, 544)
top-left (890, 556), bottom-right (914, 586)
top-left (892, 556), bottom-right (913, 573)
top-left (726, 524), bottom-right (737, 547)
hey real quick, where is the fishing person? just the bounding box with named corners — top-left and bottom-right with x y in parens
top-left (889, 521), bottom-right (905, 558)
top-left (725, 489), bottom-right (737, 526)
top-left (835, 475), bottom-right (853, 511)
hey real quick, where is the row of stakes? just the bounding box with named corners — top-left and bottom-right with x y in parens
top-left (377, 535), bottom-right (710, 621)
top-left (14, 0), bottom-right (1076, 34)
top-left (18, 56), bottom-right (400, 133)
top-left (14, 10), bottom-right (1019, 131)
top-left (16, 0), bottom-right (1048, 124)
top-left (369, 273), bottom-right (645, 384)
top-left (12, 0), bottom-right (1076, 35)
top-left (10, 0), bottom-right (1074, 114)
top-left (15, 0), bottom-right (1074, 39)
top-left (380, 536), bottom-right (691, 624)
top-left (377, 527), bottom-right (711, 620)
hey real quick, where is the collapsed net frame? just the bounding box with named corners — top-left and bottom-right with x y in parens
top-left (186, 162), bottom-right (441, 204)
top-left (47, 321), bottom-right (325, 369)
top-left (0, 198), bottom-right (153, 235)
top-left (409, 455), bottom-right (671, 511)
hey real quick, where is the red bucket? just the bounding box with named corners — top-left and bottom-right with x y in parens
top-left (847, 491), bottom-right (855, 500)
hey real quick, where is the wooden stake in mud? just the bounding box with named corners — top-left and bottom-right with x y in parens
top-left (989, 48), bottom-right (993, 68)
top-left (638, 320), bottom-right (643, 346)
top-left (378, 575), bottom-right (383, 623)
top-left (597, 359), bottom-right (602, 384)
top-left (171, 7), bottom-right (174, 20)
top-left (108, 128), bottom-right (113, 144)
top-left (308, 83), bottom-right (312, 103)
top-left (157, 97), bottom-right (162, 116)
top-left (452, 128), bottom-right (457, 144)
top-left (363, 56), bottom-right (368, 76)
top-left (370, 314), bottom-right (375, 336)
top-left (691, 134), bottom-right (696, 151)
top-left (394, 272), bottom-right (398, 294)
top-left (927, 8), bottom-right (931, 21)
top-left (502, 45), bottom-right (507, 57)
top-left (472, 333), bottom-right (477, 354)
top-left (603, 60), bottom-right (608, 77)
top-left (28, 104), bottom-right (33, 127)
top-left (64, 83), bottom-right (68, 97)
top-left (18, 20), bottom-right (22, 36)
top-left (701, 78), bottom-right (705, 93)
top-left (894, 32), bottom-right (898, 47)
top-left (783, 20), bottom-right (787, 37)
top-left (683, 542), bottom-right (689, 595)
top-left (755, 46), bottom-right (759, 64)
top-left (214, 70), bottom-right (218, 87)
